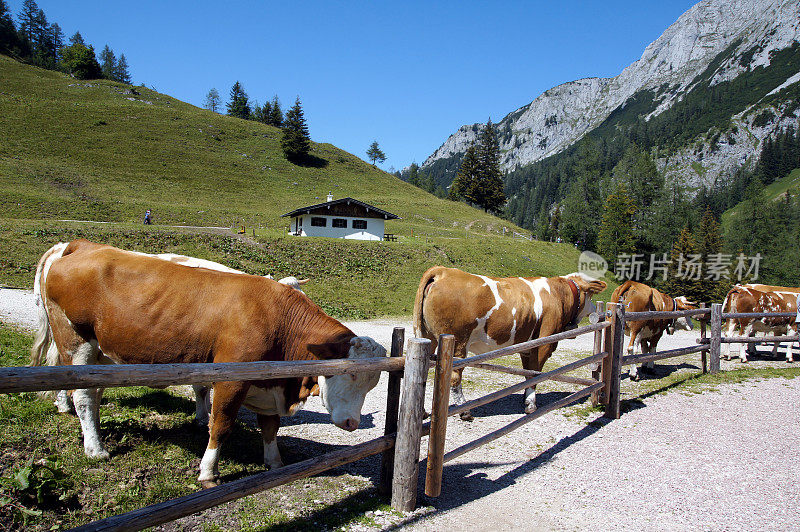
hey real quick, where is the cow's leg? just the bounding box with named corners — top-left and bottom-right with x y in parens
top-left (193, 385), bottom-right (211, 426)
top-left (68, 340), bottom-right (109, 459)
top-left (450, 341), bottom-right (472, 421)
top-left (54, 389), bottom-right (72, 414)
top-left (522, 345), bottom-right (556, 414)
top-left (257, 414), bottom-right (283, 470)
top-left (738, 323), bottom-right (756, 363)
top-left (199, 381), bottom-right (250, 488)
top-left (628, 330), bottom-right (642, 381)
top-left (724, 320), bottom-right (737, 360)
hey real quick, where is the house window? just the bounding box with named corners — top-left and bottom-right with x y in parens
top-left (352, 219), bottom-right (367, 230)
top-left (311, 217), bottom-right (327, 227)
top-left (332, 218), bottom-right (347, 228)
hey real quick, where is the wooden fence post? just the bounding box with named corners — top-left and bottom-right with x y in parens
top-left (710, 303), bottom-right (722, 374)
top-left (425, 334), bottom-right (454, 498)
top-left (379, 327), bottom-right (405, 495)
top-left (604, 302), bottom-right (625, 419)
top-left (699, 303), bottom-right (707, 374)
top-left (391, 338), bottom-right (430, 512)
top-left (591, 301), bottom-right (606, 406)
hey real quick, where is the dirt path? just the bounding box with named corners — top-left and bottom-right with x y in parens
top-left (2, 288), bottom-right (799, 530)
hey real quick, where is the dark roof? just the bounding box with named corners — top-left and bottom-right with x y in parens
top-left (281, 197), bottom-right (400, 220)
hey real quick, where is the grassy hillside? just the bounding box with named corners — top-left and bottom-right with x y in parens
top-left (721, 168), bottom-right (800, 231)
top-left (0, 55), bottom-right (613, 318)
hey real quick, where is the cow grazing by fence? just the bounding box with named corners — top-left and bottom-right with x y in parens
top-left (611, 281), bottom-right (696, 380)
top-left (32, 242), bottom-right (311, 423)
top-left (414, 267), bottom-right (606, 417)
top-left (722, 284), bottom-right (797, 362)
top-left (32, 239), bottom-right (386, 487)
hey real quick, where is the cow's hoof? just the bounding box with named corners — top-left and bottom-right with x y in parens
top-left (459, 411), bottom-right (474, 422)
top-left (524, 403), bottom-right (537, 414)
top-left (200, 479), bottom-right (219, 489)
top-left (629, 372), bottom-right (639, 382)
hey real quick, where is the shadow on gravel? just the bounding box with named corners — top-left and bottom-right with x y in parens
top-left (384, 413), bottom-right (615, 528)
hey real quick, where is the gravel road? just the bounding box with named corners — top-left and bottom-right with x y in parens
top-left (2, 288), bottom-right (799, 531)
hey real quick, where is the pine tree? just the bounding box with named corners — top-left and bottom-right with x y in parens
top-left (476, 119), bottom-right (506, 214)
top-left (113, 53), bottom-right (131, 83)
top-left (226, 81), bottom-right (251, 119)
top-left (254, 99), bottom-right (272, 124)
top-left (366, 141), bottom-right (386, 166)
top-left (203, 88), bottom-right (220, 113)
top-left (16, 0), bottom-right (38, 44)
top-left (449, 144), bottom-right (479, 202)
top-left (280, 96), bottom-right (311, 163)
top-left (406, 162), bottom-right (420, 187)
top-left (664, 226), bottom-right (702, 303)
top-left (597, 184), bottom-right (637, 262)
top-left (69, 31), bottom-right (84, 46)
top-left (99, 44), bottom-right (116, 79)
top-left (694, 208), bottom-right (725, 302)
top-left (269, 95), bottom-right (283, 127)
top-left (0, 0), bottom-right (19, 56)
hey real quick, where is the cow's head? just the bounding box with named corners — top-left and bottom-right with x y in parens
top-left (669, 296), bottom-right (697, 333)
top-left (565, 273), bottom-right (607, 324)
top-left (310, 336), bottom-right (386, 432)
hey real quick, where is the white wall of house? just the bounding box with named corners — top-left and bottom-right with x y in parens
top-left (290, 214), bottom-right (385, 241)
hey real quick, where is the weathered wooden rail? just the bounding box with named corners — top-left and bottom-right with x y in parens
top-left (0, 328), bottom-right (423, 531)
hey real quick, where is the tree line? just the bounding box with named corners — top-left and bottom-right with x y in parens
top-left (0, 0), bottom-right (131, 82)
top-left (397, 120), bottom-right (506, 215)
top-left (205, 81), bottom-right (312, 164)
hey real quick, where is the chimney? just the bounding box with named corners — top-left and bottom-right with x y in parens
top-left (327, 192), bottom-right (333, 202)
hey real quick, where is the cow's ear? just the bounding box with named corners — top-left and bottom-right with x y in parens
top-left (307, 341), bottom-right (349, 360)
top-left (585, 280), bottom-right (607, 295)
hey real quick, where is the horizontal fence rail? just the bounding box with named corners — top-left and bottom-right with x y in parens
top-left (698, 335), bottom-right (800, 344)
top-left (623, 308), bottom-right (711, 321)
top-left (722, 312), bottom-right (797, 319)
top-left (0, 357), bottom-right (405, 394)
top-left (622, 344), bottom-right (710, 366)
top-left (451, 322), bottom-right (609, 370)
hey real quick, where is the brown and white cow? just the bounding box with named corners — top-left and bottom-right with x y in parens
top-left (722, 284), bottom-right (798, 362)
top-left (610, 281), bottom-right (696, 381)
top-left (414, 266), bottom-right (606, 417)
top-left (32, 242), bottom-right (310, 424)
top-left (32, 239), bottom-right (385, 487)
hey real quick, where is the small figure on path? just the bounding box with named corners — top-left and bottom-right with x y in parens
top-left (144, 209), bottom-right (152, 225)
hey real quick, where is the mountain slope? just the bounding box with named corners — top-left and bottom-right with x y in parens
top-left (422, 0), bottom-right (800, 189)
top-left (0, 54), bottom-right (514, 237)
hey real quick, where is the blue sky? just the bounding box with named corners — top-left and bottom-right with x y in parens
top-left (9, 1), bottom-right (697, 171)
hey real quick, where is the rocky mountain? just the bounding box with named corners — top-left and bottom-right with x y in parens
top-left (421, 0), bottom-right (800, 190)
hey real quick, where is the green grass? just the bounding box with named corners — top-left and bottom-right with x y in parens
top-left (721, 168), bottom-right (800, 231)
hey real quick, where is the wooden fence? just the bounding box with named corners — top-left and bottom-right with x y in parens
top-left (0, 328), bottom-right (419, 532)
top-left (1, 301), bottom-right (798, 527)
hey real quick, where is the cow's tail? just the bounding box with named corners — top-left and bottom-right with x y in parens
top-left (610, 280), bottom-right (637, 306)
top-left (30, 242), bottom-right (68, 368)
top-left (413, 266), bottom-right (446, 340)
